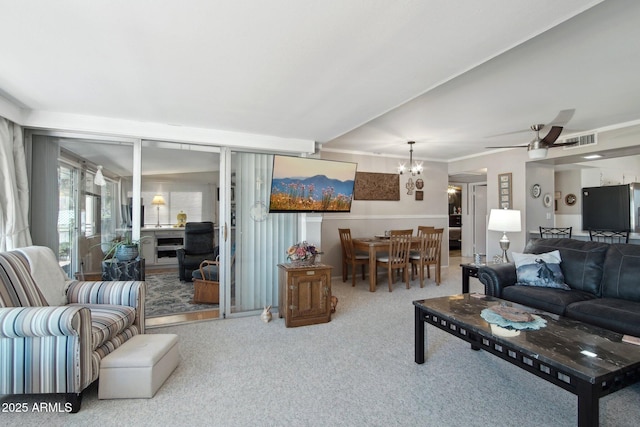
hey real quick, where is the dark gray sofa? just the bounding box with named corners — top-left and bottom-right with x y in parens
top-left (478, 238), bottom-right (640, 337)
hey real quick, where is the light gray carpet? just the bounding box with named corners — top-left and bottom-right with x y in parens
top-left (145, 272), bottom-right (218, 318)
top-left (2, 259), bottom-right (639, 426)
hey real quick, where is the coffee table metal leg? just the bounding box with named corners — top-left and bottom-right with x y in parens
top-left (415, 306), bottom-right (425, 364)
top-left (577, 381), bottom-right (598, 427)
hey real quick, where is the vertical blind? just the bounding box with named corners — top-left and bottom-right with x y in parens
top-left (233, 152), bottom-right (297, 313)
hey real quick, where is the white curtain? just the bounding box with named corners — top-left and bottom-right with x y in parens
top-left (0, 117), bottom-right (32, 250)
top-left (29, 135), bottom-right (60, 251)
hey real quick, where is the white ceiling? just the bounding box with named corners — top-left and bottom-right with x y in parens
top-left (2, 0), bottom-right (639, 163)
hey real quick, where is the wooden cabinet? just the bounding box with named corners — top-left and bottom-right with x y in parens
top-left (278, 263), bottom-right (332, 327)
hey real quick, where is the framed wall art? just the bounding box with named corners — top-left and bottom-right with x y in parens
top-left (498, 172), bottom-right (512, 209)
top-left (354, 172), bottom-right (400, 200)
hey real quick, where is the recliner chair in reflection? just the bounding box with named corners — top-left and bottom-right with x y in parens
top-left (176, 221), bottom-right (217, 281)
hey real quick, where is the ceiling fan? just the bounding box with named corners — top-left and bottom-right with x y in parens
top-left (486, 110), bottom-right (577, 159)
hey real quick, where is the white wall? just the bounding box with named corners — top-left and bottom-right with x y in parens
top-left (319, 151), bottom-right (449, 278)
top-left (526, 163), bottom-right (555, 236)
top-left (554, 169), bottom-right (583, 231)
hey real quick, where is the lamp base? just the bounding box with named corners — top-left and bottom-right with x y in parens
top-left (499, 233), bottom-right (511, 263)
top-left (155, 206), bottom-right (161, 228)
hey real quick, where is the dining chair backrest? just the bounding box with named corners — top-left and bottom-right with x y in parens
top-left (388, 229), bottom-right (414, 266)
top-left (419, 227), bottom-right (444, 261)
top-left (338, 228), bottom-right (356, 259)
top-left (539, 226), bottom-right (572, 239)
top-left (417, 225), bottom-right (435, 236)
top-left (589, 229), bottom-right (630, 244)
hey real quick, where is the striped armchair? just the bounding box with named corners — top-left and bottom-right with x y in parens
top-left (0, 246), bottom-right (146, 412)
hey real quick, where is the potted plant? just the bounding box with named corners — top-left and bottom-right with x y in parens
top-left (101, 232), bottom-right (148, 262)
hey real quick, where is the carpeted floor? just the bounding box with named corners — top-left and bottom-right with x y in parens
top-left (145, 272), bottom-right (218, 318)
top-left (3, 258), bottom-right (639, 426)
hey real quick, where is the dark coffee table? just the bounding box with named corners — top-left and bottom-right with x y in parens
top-left (414, 294), bottom-right (640, 427)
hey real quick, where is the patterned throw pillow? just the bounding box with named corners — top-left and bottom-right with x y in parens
top-left (512, 250), bottom-right (570, 290)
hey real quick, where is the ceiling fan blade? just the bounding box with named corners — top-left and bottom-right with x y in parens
top-left (550, 141), bottom-right (579, 147)
top-left (548, 109), bottom-right (575, 127)
top-left (485, 145), bottom-right (528, 149)
top-left (541, 126), bottom-right (563, 145)
top-left (485, 129), bottom-right (530, 138)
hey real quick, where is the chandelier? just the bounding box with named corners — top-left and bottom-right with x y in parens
top-left (397, 141), bottom-right (423, 175)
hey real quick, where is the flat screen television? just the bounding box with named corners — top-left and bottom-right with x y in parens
top-left (582, 184), bottom-right (633, 231)
top-left (269, 155), bottom-right (357, 213)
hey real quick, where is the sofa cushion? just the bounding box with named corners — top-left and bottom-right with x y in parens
top-left (512, 250), bottom-right (569, 290)
top-left (566, 298), bottom-right (640, 337)
top-left (69, 303), bottom-right (136, 350)
top-left (524, 238), bottom-right (609, 295)
top-left (600, 244), bottom-right (640, 302)
top-left (502, 286), bottom-right (597, 315)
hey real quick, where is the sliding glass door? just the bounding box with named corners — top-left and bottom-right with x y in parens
top-left (28, 133), bottom-right (133, 279)
top-left (28, 130), bottom-right (301, 322)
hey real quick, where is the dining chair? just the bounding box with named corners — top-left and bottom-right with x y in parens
top-left (539, 226), bottom-right (572, 239)
top-left (409, 226), bottom-right (433, 267)
top-left (410, 227), bottom-right (443, 287)
top-left (376, 229), bottom-right (413, 292)
top-left (338, 228), bottom-right (368, 286)
top-left (589, 229), bottom-right (630, 244)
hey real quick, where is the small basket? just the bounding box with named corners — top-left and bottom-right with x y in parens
top-left (193, 260), bottom-right (219, 304)
top-left (290, 254), bottom-right (316, 267)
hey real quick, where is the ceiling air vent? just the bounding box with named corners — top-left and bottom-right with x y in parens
top-left (562, 133), bottom-right (597, 150)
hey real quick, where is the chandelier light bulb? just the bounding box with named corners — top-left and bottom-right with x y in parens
top-left (397, 141), bottom-right (422, 176)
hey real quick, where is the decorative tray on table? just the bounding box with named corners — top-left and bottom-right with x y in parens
top-left (480, 304), bottom-right (547, 331)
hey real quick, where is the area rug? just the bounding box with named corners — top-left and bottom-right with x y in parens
top-left (145, 273), bottom-right (218, 318)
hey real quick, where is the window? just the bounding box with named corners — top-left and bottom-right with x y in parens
top-left (141, 191), bottom-right (203, 227)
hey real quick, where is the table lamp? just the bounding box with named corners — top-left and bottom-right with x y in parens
top-left (487, 208), bottom-right (521, 263)
top-left (151, 195), bottom-right (166, 228)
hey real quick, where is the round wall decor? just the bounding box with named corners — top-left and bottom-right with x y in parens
top-left (565, 193), bottom-right (577, 206)
top-left (543, 193), bottom-right (552, 208)
top-left (531, 184), bottom-right (541, 198)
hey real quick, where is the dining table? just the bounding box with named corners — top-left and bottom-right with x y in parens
top-left (352, 235), bottom-right (421, 292)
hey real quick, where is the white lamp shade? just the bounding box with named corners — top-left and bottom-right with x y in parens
top-left (94, 165), bottom-right (106, 186)
top-left (487, 209), bottom-right (521, 232)
top-left (151, 195), bottom-right (166, 206)
top-left (528, 148), bottom-right (548, 159)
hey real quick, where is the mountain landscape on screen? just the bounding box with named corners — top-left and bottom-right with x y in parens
top-left (268, 156), bottom-right (357, 213)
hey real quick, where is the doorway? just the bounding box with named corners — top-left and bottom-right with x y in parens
top-left (447, 184), bottom-right (462, 257)
top-left (449, 171), bottom-right (488, 258)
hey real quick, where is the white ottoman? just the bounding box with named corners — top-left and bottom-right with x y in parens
top-left (99, 334), bottom-right (179, 399)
